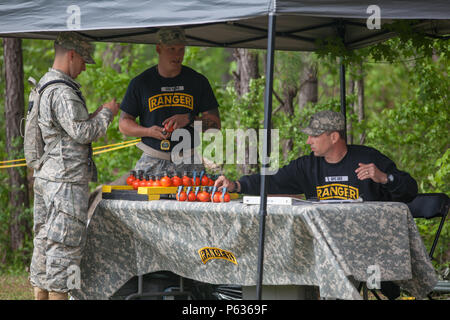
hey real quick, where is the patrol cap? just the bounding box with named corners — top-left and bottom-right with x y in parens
top-left (157, 27), bottom-right (187, 45)
top-left (55, 32), bottom-right (95, 64)
top-left (301, 110), bottom-right (345, 136)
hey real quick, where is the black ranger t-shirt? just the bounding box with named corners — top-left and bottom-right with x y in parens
top-left (239, 145), bottom-right (418, 203)
top-left (120, 65), bottom-right (219, 152)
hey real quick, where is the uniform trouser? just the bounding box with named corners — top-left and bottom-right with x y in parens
top-left (134, 152), bottom-right (205, 176)
top-left (30, 178), bottom-right (89, 293)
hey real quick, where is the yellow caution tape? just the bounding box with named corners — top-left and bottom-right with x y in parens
top-left (93, 141), bottom-right (139, 155)
top-left (92, 138), bottom-right (141, 151)
top-left (0, 163), bottom-right (27, 169)
top-left (0, 158), bottom-right (26, 163)
top-left (0, 139), bottom-right (141, 169)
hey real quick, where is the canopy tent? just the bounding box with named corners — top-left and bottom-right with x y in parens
top-left (1, 0), bottom-right (449, 300)
top-left (1, 1), bottom-right (449, 50)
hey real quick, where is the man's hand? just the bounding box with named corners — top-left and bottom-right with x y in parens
top-left (162, 114), bottom-right (190, 131)
top-left (355, 163), bottom-right (388, 184)
top-left (200, 108), bottom-right (221, 131)
top-left (214, 175), bottom-right (239, 192)
top-left (148, 125), bottom-right (171, 140)
top-left (103, 98), bottom-right (120, 116)
top-left (161, 108), bottom-right (221, 134)
top-left (118, 111), bottom-right (170, 140)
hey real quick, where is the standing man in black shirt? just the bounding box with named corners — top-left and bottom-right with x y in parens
top-left (215, 110), bottom-right (418, 203)
top-left (119, 27), bottom-right (221, 176)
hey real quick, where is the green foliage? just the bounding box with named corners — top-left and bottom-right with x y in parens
top-left (214, 76), bottom-right (266, 180)
top-left (428, 149), bottom-right (450, 193)
top-left (359, 37), bottom-right (449, 271)
top-left (184, 46), bottom-right (231, 87)
top-left (0, 29), bottom-right (448, 273)
top-left (363, 38), bottom-right (449, 195)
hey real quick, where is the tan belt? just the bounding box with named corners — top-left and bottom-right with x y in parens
top-left (136, 141), bottom-right (195, 162)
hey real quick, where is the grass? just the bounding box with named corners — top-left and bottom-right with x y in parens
top-left (0, 272), bottom-right (448, 300)
top-left (0, 273), bottom-right (33, 300)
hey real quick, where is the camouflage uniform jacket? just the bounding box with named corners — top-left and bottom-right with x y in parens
top-left (34, 68), bottom-right (113, 183)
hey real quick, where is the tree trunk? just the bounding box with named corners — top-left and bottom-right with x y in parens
top-left (347, 79), bottom-right (355, 145)
top-left (222, 48), bottom-right (234, 85)
top-left (3, 38), bottom-right (30, 252)
top-left (355, 63), bottom-right (365, 144)
top-left (280, 85), bottom-right (297, 161)
top-left (298, 62), bottom-right (318, 111)
top-left (232, 49), bottom-right (259, 175)
top-left (232, 48), bottom-right (259, 96)
top-left (102, 43), bottom-right (132, 73)
top-left (297, 58), bottom-right (318, 157)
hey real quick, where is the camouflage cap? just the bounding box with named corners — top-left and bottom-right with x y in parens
top-left (55, 32), bottom-right (95, 64)
top-left (301, 110), bottom-right (345, 136)
top-left (157, 27), bottom-right (187, 45)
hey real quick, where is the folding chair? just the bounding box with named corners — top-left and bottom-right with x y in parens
top-left (407, 193), bottom-right (449, 300)
top-left (407, 193), bottom-right (449, 261)
top-left (360, 193), bottom-right (449, 300)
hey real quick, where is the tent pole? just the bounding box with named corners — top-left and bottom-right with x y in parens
top-left (339, 57), bottom-right (347, 141)
top-left (256, 12), bottom-right (276, 301)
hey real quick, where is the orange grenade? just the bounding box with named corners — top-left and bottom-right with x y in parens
top-left (192, 170), bottom-right (200, 186)
top-left (200, 170), bottom-right (209, 186)
top-left (126, 170), bottom-right (136, 186)
top-left (139, 173), bottom-right (148, 188)
top-left (182, 171), bottom-right (192, 186)
top-left (176, 186), bottom-right (187, 201)
top-left (172, 171), bottom-right (182, 187)
top-left (132, 170), bottom-right (143, 190)
top-left (160, 171), bottom-right (172, 187)
top-left (144, 174), bottom-right (153, 187)
top-left (211, 186), bottom-right (220, 203)
top-left (152, 175), bottom-right (162, 187)
top-left (208, 174), bottom-right (215, 186)
top-left (198, 187), bottom-right (211, 202)
top-left (221, 187), bottom-right (231, 202)
top-left (187, 186), bottom-right (196, 202)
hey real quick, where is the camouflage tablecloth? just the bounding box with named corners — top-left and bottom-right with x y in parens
top-left (71, 199), bottom-right (437, 300)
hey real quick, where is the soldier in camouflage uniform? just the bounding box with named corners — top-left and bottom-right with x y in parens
top-left (30, 32), bottom-right (119, 300)
top-left (119, 27), bottom-right (221, 177)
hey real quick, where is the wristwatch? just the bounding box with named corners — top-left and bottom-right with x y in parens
top-left (234, 180), bottom-right (241, 193)
top-left (387, 174), bottom-right (394, 184)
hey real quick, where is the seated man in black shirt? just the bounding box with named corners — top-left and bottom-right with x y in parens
top-left (215, 110), bottom-right (418, 203)
top-left (215, 110), bottom-right (418, 300)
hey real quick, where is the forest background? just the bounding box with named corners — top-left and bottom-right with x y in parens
top-left (0, 27), bottom-right (449, 284)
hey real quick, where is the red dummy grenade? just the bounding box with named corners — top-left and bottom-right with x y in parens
top-left (172, 172), bottom-right (182, 187)
top-left (186, 186), bottom-right (196, 202)
top-left (126, 170), bottom-right (136, 186)
top-left (182, 171), bottom-right (192, 186)
top-left (160, 172), bottom-right (172, 187)
top-left (176, 186), bottom-right (187, 201)
top-left (165, 123), bottom-right (174, 133)
top-left (132, 170), bottom-right (143, 190)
